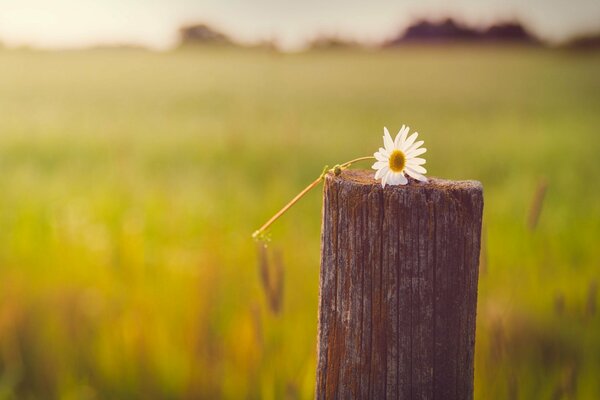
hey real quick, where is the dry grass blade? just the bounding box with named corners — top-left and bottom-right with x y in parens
top-left (270, 249), bottom-right (285, 314)
top-left (585, 280), bottom-right (597, 318)
top-left (528, 178), bottom-right (548, 230)
top-left (256, 244), bottom-right (285, 315)
top-left (258, 243), bottom-right (271, 300)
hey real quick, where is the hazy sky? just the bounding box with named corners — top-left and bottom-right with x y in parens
top-left (0, 0), bottom-right (598, 50)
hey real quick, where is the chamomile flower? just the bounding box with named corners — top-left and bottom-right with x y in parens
top-left (372, 125), bottom-right (427, 187)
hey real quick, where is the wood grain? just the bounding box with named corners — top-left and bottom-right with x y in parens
top-left (315, 170), bottom-right (483, 400)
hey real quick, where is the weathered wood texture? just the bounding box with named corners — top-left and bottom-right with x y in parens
top-left (316, 170), bottom-right (483, 400)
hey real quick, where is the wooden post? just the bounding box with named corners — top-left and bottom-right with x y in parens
top-left (316, 170), bottom-right (483, 400)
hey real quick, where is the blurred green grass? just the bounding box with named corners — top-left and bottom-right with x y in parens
top-left (0, 46), bottom-right (599, 399)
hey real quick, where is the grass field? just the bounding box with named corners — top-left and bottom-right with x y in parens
top-left (0, 46), bottom-right (599, 399)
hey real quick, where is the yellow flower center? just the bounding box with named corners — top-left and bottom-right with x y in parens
top-left (388, 150), bottom-right (406, 172)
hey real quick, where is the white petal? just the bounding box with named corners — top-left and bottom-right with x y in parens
top-left (404, 140), bottom-right (424, 154)
top-left (378, 147), bottom-right (390, 157)
top-left (406, 157), bottom-right (426, 166)
top-left (372, 161), bottom-right (387, 170)
top-left (382, 170), bottom-right (391, 187)
top-left (387, 172), bottom-right (399, 185)
top-left (405, 167), bottom-right (428, 182)
top-left (406, 164), bottom-right (426, 174)
top-left (383, 127), bottom-right (394, 152)
top-left (396, 173), bottom-right (408, 185)
top-left (374, 152), bottom-right (388, 162)
top-left (399, 125), bottom-right (410, 144)
top-left (403, 132), bottom-right (419, 150)
top-left (387, 172), bottom-right (407, 186)
top-left (406, 147), bottom-right (427, 157)
top-left (394, 125), bottom-right (408, 148)
top-left (375, 166), bottom-right (389, 180)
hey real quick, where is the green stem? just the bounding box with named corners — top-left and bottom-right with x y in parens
top-left (252, 155), bottom-right (375, 240)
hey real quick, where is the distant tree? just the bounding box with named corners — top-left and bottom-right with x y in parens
top-left (482, 22), bottom-right (539, 44)
top-left (564, 33), bottom-right (600, 50)
top-left (383, 18), bottom-right (542, 47)
top-left (178, 24), bottom-right (232, 47)
top-left (385, 19), bottom-right (479, 46)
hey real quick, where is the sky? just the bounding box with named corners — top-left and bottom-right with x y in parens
top-left (0, 0), bottom-right (599, 50)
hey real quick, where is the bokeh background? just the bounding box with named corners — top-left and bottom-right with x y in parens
top-left (0, 1), bottom-right (599, 398)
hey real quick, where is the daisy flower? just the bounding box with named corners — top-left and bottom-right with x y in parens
top-left (372, 125), bottom-right (427, 187)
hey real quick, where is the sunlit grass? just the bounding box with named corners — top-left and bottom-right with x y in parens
top-left (0, 46), bottom-right (598, 398)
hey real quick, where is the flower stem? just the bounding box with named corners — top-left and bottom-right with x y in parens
top-left (338, 156), bottom-right (376, 169)
top-left (252, 156), bottom-right (375, 240)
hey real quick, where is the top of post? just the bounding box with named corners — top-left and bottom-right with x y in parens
top-left (326, 169), bottom-right (482, 194)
